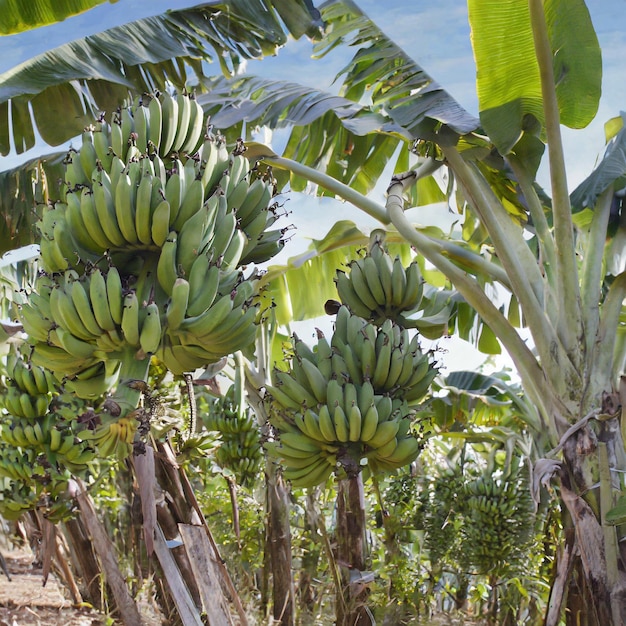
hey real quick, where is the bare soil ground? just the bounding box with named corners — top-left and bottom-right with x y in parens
top-left (0, 549), bottom-right (105, 626)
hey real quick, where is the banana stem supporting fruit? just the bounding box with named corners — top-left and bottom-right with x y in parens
top-left (114, 350), bottom-right (152, 416)
top-left (335, 474), bottom-right (370, 626)
top-left (260, 153), bottom-right (390, 225)
top-left (183, 373), bottom-right (197, 438)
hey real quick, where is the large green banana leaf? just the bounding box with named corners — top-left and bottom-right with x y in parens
top-left (0, 0), bottom-right (113, 34)
top-left (469, 0), bottom-right (601, 155)
top-left (0, 0), bottom-right (321, 155)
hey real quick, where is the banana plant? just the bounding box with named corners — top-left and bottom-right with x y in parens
top-left (0, 0), bottom-right (624, 622)
top-left (194, 2), bottom-right (621, 623)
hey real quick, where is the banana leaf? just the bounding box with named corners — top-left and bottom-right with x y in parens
top-left (469, 0), bottom-right (601, 154)
top-left (0, 0), bottom-right (113, 34)
top-left (0, 0), bottom-right (321, 155)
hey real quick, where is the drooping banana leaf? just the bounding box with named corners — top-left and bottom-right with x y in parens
top-left (431, 369), bottom-right (542, 433)
top-left (571, 113), bottom-right (626, 212)
top-left (0, 0), bottom-right (113, 34)
top-left (0, 0), bottom-right (321, 155)
top-left (0, 151), bottom-right (66, 254)
top-left (316, 0), bottom-right (479, 140)
top-left (0, 0), bottom-right (117, 35)
top-left (200, 74), bottom-right (409, 196)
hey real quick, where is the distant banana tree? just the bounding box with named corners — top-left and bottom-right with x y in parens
top-left (1, 0), bottom-right (625, 624)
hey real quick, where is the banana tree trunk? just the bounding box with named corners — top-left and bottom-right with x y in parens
top-left (62, 516), bottom-right (104, 608)
top-left (558, 427), bottom-right (626, 625)
top-left (266, 462), bottom-right (295, 626)
top-left (336, 472), bottom-right (371, 626)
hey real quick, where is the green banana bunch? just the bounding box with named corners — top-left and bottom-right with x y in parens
top-left (335, 234), bottom-right (425, 327)
top-left (2, 350), bottom-right (53, 420)
top-left (0, 465), bottom-right (40, 520)
top-left (0, 447), bottom-right (37, 482)
top-left (265, 325), bottom-right (427, 486)
top-left (1, 416), bottom-right (48, 450)
top-left (6, 355), bottom-right (55, 397)
top-left (78, 414), bottom-right (137, 461)
top-left (22, 270), bottom-right (126, 379)
top-left (203, 386), bottom-right (262, 488)
top-left (331, 305), bottom-right (439, 403)
top-left (459, 457), bottom-right (535, 575)
top-left (157, 300), bottom-right (258, 375)
top-left (198, 133), bottom-right (230, 198)
top-left (0, 407), bottom-right (94, 485)
top-left (37, 201), bottom-right (100, 274)
top-left (81, 92), bottom-right (204, 168)
top-left (2, 386), bottom-right (50, 420)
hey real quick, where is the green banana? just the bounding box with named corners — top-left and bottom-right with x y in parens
top-left (165, 171), bottom-right (184, 226)
top-left (285, 457), bottom-right (333, 489)
top-left (372, 335), bottom-right (392, 390)
top-left (134, 173), bottom-right (155, 245)
top-left (172, 177), bottom-right (204, 232)
top-left (92, 170), bottom-right (126, 247)
top-left (133, 103), bottom-right (150, 153)
top-left (156, 233), bottom-right (179, 294)
top-left (274, 370), bottom-right (318, 409)
top-left (105, 266), bottom-right (124, 325)
top-left (165, 278), bottom-right (190, 332)
top-left (89, 268), bottom-right (117, 332)
top-left (158, 92), bottom-right (179, 156)
top-left (335, 271), bottom-right (374, 319)
top-left (333, 404), bottom-right (349, 442)
top-left (114, 172), bottom-right (138, 245)
top-left (301, 409), bottom-right (327, 443)
top-left (53, 327), bottom-right (99, 360)
top-left (147, 94), bottom-right (163, 150)
top-left (350, 261), bottom-right (379, 312)
top-left (71, 279), bottom-right (103, 337)
top-left (391, 257), bottom-right (408, 308)
top-left (179, 95), bottom-right (204, 155)
top-left (360, 403), bottom-right (379, 442)
top-left (121, 291), bottom-right (140, 347)
top-left (209, 209), bottom-right (237, 260)
top-left (348, 403), bottom-right (362, 442)
top-left (299, 358), bottom-right (328, 404)
top-left (237, 178), bottom-right (273, 228)
top-left (80, 187), bottom-right (112, 251)
top-left (399, 262), bottom-right (424, 311)
top-left (366, 418), bottom-right (400, 448)
top-left (362, 255), bottom-right (386, 306)
top-left (178, 293), bottom-right (233, 338)
top-left (139, 302), bottom-right (162, 354)
top-left (150, 199), bottom-right (171, 247)
top-left (280, 431), bottom-right (321, 454)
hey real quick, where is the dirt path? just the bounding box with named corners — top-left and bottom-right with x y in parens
top-left (0, 549), bottom-right (105, 626)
